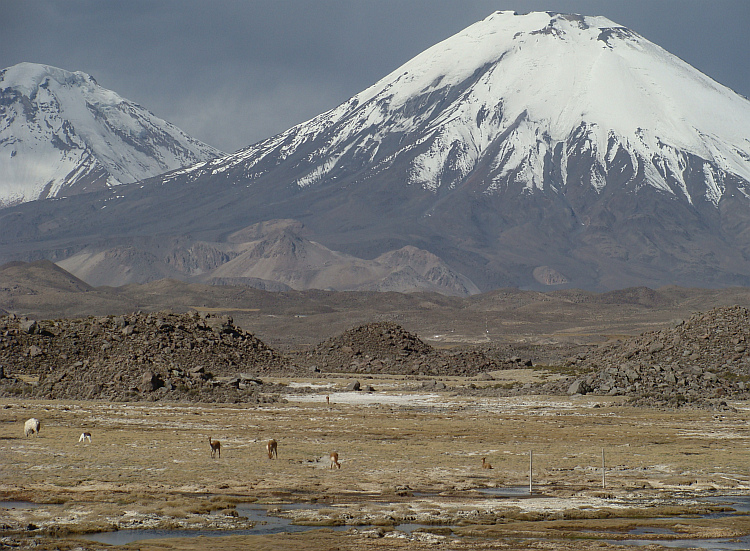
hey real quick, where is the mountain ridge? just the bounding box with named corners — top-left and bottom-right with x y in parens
top-left (165, 11), bottom-right (750, 200)
top-left (2, 12), bottom-right (750, 292)
top-left (53, 219), bottom-right (479, 296)
top-left (0, 62), bottom-right (223, 206)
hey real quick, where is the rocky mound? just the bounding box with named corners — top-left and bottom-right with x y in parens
top-left (316, 322), bottom-right (432, 360)
top-left (559, 305), bottom-right (750, 407)
top-left (0, 311), bottom-right (292, 403)
top-left (301, 321), bottom-right (522, 376)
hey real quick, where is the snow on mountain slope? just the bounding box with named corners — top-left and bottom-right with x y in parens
top-left (168, 11), bottom-right (750, 207)
top-left (0, 63), bottom-right (223, 207)
top-left (4, 12), bottom-right (750, 292)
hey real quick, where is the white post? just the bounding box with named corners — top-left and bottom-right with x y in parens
top-left (529, 450), bottom-right (533, 494)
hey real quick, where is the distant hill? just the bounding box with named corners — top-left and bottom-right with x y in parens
top-left (56, 220), bottom-right (479, 296)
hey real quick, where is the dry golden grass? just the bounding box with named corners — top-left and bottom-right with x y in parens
top-left (2, 384), bottom-right (750, 550)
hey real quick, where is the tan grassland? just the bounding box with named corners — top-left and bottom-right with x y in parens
top-left (2, 376), bottom-right (750, 550)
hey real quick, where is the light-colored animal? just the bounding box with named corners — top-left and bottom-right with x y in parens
top-left (329, 451), bottom-right (341, 469)
top-left (267, 439), bottom-right (277, 459)
top-left (24, 418), bottom-right (40, 438)
top-left (78, 432), bottom-right (92, 443)
top-left (482, 457), bottom-right (493, 469)
top-left (208, 436), bottom-right (221, 459)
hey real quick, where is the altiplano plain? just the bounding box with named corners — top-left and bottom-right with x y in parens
top-left (2, 378), bottom-right (750, 550)
top-left (3, 264), bottom-right (750, 549)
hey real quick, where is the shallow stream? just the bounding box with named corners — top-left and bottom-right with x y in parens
top-left (6, 492), bottom-right (749, 549)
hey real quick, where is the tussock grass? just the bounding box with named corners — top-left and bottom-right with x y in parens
top-left (2, 393), bottom-right (750, 551)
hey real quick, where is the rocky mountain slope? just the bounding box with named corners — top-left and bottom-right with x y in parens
top-left (2, 12), bottom-right (750, 292)
top-left (0, 62), bottom-right (222, 207)
top-left (0, 312), bottom-right (524, 402)
top-left (3, 305), bottom-right (748, 408)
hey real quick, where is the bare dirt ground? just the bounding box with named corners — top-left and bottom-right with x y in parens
top-left (2, 375), bottom-right (750, 550)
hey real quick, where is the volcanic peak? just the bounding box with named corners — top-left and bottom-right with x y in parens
top-left (170, 10), bottom-right (750, 208)
top-left (0, 62), bottom-right (223, 206)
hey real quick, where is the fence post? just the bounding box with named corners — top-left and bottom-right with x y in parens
top-left (529, 450), bottom-right (533, 494)
top-left (602, 448), bottom-right (606, 489)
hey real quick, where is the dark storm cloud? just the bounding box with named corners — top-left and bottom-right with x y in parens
top-left (1, 1), bottom-right (748, 152)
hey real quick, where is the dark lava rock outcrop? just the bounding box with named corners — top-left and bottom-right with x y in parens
top-left (300, 321), bottom-right (522, 376)
top-left (556, 306), bottom-right (750, 407)
top-left (0, 311), bottom-right (290, 402)
top-left (3, 305), bottom-right (749, 408)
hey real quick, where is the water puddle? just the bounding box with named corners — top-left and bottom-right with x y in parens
top-left (610, 535), bottom-right (750, 550)
top-left (0, 501), bottom-right (43, 509)
top-left (477, 486), bottom-right (532, 498)
top-left (53, 492), bottom-right (750, 546)
top-left (593, 495), bottom-right (750, 549)
top-left (699, 495), bottom-right (750, 514)
top-left (80, 503), bottom-right (349, 545)
top-left (629, 527), bottom-right (677, 535)
top-left (77, 500), bottom-right (453, 545)
top-left (81, 527), bottom-right (268, 545)
top-left (232, 502), bottom-right (325, 530)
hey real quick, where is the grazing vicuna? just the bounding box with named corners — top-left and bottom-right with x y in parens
top-left (329, 451), bottom-right (341, 469)
top-left (208, 436), bottom-right (221, 458)
top-left (482, 457), bottom-right (493, 469)
top-left (267, 439), bottom-right (278, 459)
top-left (24, 418), bottom-right (40, 438)
top-left (78, 432), bottom-right (92, 443)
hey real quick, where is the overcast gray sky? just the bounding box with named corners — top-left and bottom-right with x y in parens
top-left (2, 1), bottom-right (748, 153)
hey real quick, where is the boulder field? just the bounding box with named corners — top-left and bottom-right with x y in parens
top-left (2, 306), bottom-right (749, 407)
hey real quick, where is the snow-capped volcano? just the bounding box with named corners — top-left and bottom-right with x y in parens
top-left (0, 62), bottom-right (223, 207)
top-left (3, 12), bottom-right (750, 292)
top-left (167, 11), bottom-right (750, 205)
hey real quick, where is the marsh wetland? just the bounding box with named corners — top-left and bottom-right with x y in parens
top-left (2, 374), bottom-right (750, 550)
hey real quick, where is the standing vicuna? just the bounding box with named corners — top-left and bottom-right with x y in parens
top-left (329, 451), bottom-right (341, 469)
top-left (24, 418), bottom-right (40, 438)
top-left (208, 436), bottom-right (221, 458)
top-left (267, 439), bottom-right (278, 459)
